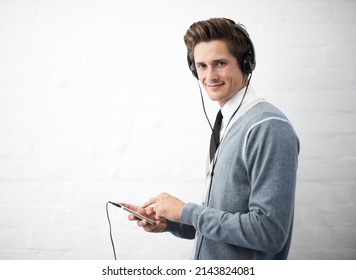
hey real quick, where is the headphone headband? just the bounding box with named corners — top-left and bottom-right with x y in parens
top-left (187, 23), bottom-right (256, 79)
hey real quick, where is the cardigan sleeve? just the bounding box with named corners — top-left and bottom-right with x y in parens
top-left (164, 220), bottom-right (196, 240)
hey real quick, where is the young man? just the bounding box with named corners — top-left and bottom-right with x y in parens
top-left (121, 18), bottom-right (299, 259)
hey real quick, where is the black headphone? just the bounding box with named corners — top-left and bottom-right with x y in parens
top-left (187, 23), bottom-right (256, 79)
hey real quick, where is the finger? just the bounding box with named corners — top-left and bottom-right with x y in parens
top-left (142, 196), bottom-right (159, 208)
top-left (120, 202), bottom-right (140, 212)
top-left (143, 224), bottom-right (156, 232)
top-left (145, 207), bottom-right (155, 215)
top-left (128, 213), bottom-right (140, 221)
top-left (143, 220), bottom-right (160, 231)
top-left (137, 219), bottom-right (148, 227)
top-left (155, 211), bottom-right (161, 220)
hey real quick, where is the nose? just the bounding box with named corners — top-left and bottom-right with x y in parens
top-left (206, 66), bottom-right (218, 82)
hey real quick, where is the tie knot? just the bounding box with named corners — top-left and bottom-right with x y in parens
top-left (216, 110), bottom-right (223, 123)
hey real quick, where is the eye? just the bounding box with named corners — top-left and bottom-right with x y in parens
top-left (216, 60), bottom-right (227, 67)
top-left (196, 63), bottom-right (207, 69)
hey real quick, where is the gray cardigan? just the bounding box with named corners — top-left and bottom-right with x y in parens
top-left (166, 102), bottom-right (299, 260)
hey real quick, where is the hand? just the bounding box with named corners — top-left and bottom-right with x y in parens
top-left (143, 192), bottom-right (185, 222)
top-left (119, 202), bottom-right (167, 233)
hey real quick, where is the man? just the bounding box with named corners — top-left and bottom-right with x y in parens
top-left (121, 18), bottom-right (299, 259)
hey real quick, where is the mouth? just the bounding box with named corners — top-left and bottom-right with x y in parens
top-left (205, 82), bottom-right (224, 89)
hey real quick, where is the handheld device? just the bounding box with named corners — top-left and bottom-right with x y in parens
top-left (108, 201), bottom-right (155, 225)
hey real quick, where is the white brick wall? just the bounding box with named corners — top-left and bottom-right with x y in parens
top-left (0, 0), bottom-right (355, 260)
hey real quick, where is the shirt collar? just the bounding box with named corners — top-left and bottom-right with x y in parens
top-left (221, 85), bottom-right (254, 121)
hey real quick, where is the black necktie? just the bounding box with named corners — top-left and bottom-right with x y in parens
top-left (210, 110), bottom-right (223, 161)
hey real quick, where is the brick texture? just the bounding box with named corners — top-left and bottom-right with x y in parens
top-left (0, 0), bottom-right (355, 259)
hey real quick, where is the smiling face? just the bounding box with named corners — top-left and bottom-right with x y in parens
top-left (194, 40), bottom-right (247, 108)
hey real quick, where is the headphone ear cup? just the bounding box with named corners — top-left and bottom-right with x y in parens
top-left (190, 63), bottom-right (198, 79)
top-left (233, 24), bottom-right (256, 74)
top-left (187, 54), bottom-right (198, 79)
top-left (241, 51), bottom-right (255, 74)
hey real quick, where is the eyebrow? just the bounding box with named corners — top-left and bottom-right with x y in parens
top-left (195, 58), bottom-right (230, 65)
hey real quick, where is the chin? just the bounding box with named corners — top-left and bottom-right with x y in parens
top-left (207, 92), bottom-right (223, 102)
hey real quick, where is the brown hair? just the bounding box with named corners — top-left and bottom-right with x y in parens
top-left (184, 18), bottom-right (250, 71)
